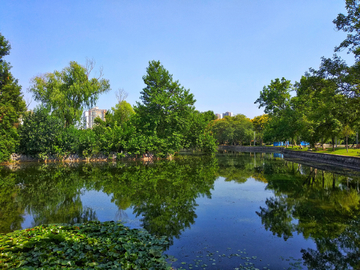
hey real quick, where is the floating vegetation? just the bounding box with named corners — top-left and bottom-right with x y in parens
top-left (0, 221), bottom-right (170, 269)
top-left (167, 246), bottom-right (304, 270)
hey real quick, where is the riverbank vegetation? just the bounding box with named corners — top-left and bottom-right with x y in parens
top-left (0, 36), bottom-right (217, 162)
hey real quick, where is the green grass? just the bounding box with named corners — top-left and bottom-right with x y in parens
top-left (286, 146), bottom-right (360, 157)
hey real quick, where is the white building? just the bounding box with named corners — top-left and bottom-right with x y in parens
top-left (83, 107), bottom-right (107, 129)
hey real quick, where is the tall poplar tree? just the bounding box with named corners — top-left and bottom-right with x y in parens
top-left (0, 33), bottom-right (26, 162)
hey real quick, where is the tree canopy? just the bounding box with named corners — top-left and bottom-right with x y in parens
top-left (108, 100), bottom-right (135, 126)
top-left (135, 60), bottom-right (195, 139)
top-left (254, 78), bottom-right (292, 116)
top-left (0, 33), bottom-right (26, 162)
top-left (134, 60), bottom-right (201, 155)
top-left (211, 114), bottom-right (253, 145)
top-left (334, 0), bottom-right (360, 59)
top-left (29, 60), bottom-right (110, 127)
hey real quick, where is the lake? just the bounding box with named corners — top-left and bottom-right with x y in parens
top-left (1, 152), bottom-right (360, 270)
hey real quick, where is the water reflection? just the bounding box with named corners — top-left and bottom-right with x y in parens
top-left (0, 155), bottom-right (218, 246)
top-left (1, 152), bottom-right (360, 269)
top-left (252, 155), bottom-right (360, 269)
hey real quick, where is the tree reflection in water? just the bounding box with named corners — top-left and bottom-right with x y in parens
top-left (1, 152), bottom-right (360, 269)
top-left (0, 155), bottom-right (218, 247)
top-left (254, 157), bottom-right (360, 270)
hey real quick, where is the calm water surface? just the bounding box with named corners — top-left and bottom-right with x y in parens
top-left (1, 152), bottom-right (360, 269)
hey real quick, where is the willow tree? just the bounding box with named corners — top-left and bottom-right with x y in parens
top-left (29, 60), bottom-right (110, 127)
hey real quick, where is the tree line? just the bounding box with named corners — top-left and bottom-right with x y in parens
top-left (0, 35), bottom-right (221, 162)
top-left (255, 0), bottom-right (360, 151)
top-left (2, 1), bottom-right (358, 162)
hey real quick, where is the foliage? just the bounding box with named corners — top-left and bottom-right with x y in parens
top-left (0, 33), bottom-right (26, 162)
top-left (183, 110), bottom-right (217, 152)
top-left (14, 60), bottom-right (216, 159)
top-left (341, 124), bottom-right (355, 152)
top-left (211, 114), bottom-right (253, 145)
top-left (29, 61), bottom-right (110, 127)
top-left (254, 77), bottom-right (300, 145)
top-left (134, 60), bottom-right (197, 156)
top-left (102, 100), bottom-right (135, 129)
top-left (251, 114), bottom-right (269, 145)
top-left (110, 100), bottom-right (135, 126)
top-left (333, 0), bottom-right (360, 59)
top-left (254, 77), bottom-right (291, 116)
top-left (294, 73), bottom-right (344, 148)
top-left (17, 106), bottom-right (78, 159)
top-left (0, 221), bottom-right (170, 269)
top-left (257, 55), bottom-right (360, 147)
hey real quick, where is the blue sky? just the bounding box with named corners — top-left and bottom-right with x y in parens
top-left (0, 0), bottom-right (354, 118)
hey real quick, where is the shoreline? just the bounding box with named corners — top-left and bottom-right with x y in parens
top-left (219, 145), bottom-right (360, 171)
top-left (0, 152), bottom-right (159, 166)
top-left (3, 147), bottom-right (360, 171)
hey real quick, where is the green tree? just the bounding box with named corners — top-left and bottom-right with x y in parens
top-left (106, 100), bottom-right (135, 127)
top-left (333, 0), bottom-right (360, 59)
top-left (254, 77), bottom-right (292, 116)
top-left (255, 78), bottom-right (298, 145)
top-left (211, 115), bottom-right (253, 145)
top-left (311, 56), bottom-right (360, 149)
top-left (294, 74), bottom-right (344, 149)
top-left (113, 100), bottom-right (135, 124)
top-left (18, 106), bottom-right (68, 159)
top-left (341, 124), bottom-right (355, 152)
top-left (184, 110), bottom-right (217, 153)
top-left (0, 33), bottom-right (26, 162)
top-left (251, 114), bottom-right (269, 145)
top-left (134, 60), bottom-right (196, 156)
top-left (29, 60), bottom-right (110, 127)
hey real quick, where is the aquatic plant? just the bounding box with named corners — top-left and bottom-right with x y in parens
top-left (0, 220), bottom-right (171, 269)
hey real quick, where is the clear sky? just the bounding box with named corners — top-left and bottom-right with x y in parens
top-left (0, 0), bottom-right (354, 118)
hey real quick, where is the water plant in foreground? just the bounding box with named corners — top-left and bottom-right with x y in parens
top-left (0, 221), bottom-right (171, 269)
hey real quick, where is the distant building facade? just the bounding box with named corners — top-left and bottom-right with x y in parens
top-left (222, 111), bottom-right (234, 117)
top-left (215, 112), bottom-right (234, 119)
top-left (83, 107), bottom-right (107, 129)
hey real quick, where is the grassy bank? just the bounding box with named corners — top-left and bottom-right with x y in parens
top-left (286, 146), bottom-right (360, 157)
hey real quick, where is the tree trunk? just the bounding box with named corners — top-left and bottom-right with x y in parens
top-left (346, 135), bottom-right (349, 153)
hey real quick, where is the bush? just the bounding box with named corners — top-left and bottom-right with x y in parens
top-left (17, 107), bottom-right (65, 157)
